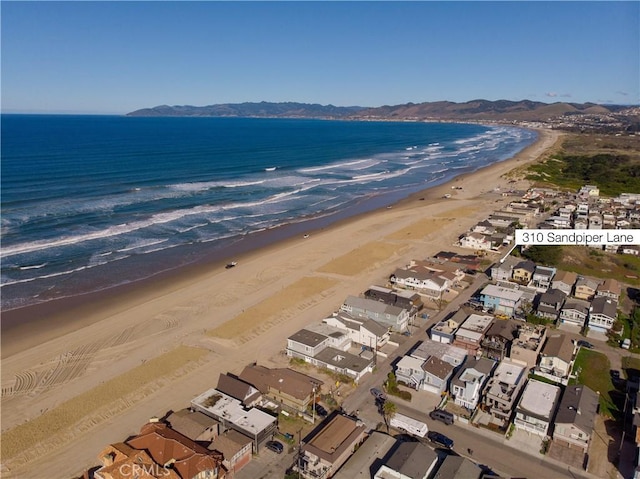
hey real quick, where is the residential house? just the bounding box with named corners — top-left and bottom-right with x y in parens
top-left (389, 269), bottom-right (450, 300)
top-left (559, 299), bottom-right (591, 329)
top-left (287, 329), bottom-right (335, 359)
top-left (535, 288), bottom-right (567, 321)
top-left (622, 245), bottom-right (640, 256)
top-left (323, 311), bottom-right (391, 350)
top-left (546, 215), bottom-right (572, 229)
top-left (483, 359), bottom-right (527, 426)
top-left (553, 385), bottom-right (599, 455)
top-left (333, 431), bottom-right (397, 479)
top-left (94, 443), bottom-right (184, 479)
top-left (538, 334), bottom-right (575, 383)
top-left (191, 389), bottom-right (278, 452)
top-left (472, 220), bottom-right (496, 235)
top-left (509, 324), bottom-right (547, 368)
top-left (514, 379), bottom-right (561, 437)
top-left (364, 285), bottom-right (423, 314)
top-left (578, 185), bottom-right (600, 198)
top-left (459, 232), bottom-right (493, 251)
top-left (238, 364), bottom-right (324, 415)
top-left (490, 255), bottom-right (520, 282)
top-left (123, 422), bottom-right (224, 479)
top-left (312, 347), bottom-right (374, 383)
top-left (596, 278), bottom-right (622, 302)
top-left (531, 266), bottom-right (556, 292)
top-left (588, 297), bottom-right (618, 333)
top-left (450, 356), bottom-right (496, 411)
top-left (374, 441), bottom-right (438, 479)
top-left (588, 214), bottom-right (603, 230)
top-left (552, 270), bottom-right (578, 296)
top-left (429, 317), bottom-right (460, 344)
top-left (166, 408), bottom-right (219, 443)
top-left (421, 356), bottom-right (455, 395)
top-left (209, 429), bottom-right (253, 476)
top-left (410, 339), bottom-right (467, 367)
top-left (574, 217), bottom-right (588, 230)
top-left (341, 296), bottom-right (410, 332)
top-left (395, 355), bottom-right (427, 391)
top-left (513, 260), bottom-right (536, 284)
top-left (481, 320), bottom-right (518, 361)
top-left (453, 314), bottom-right (494, 353)
top-left (216, 373), bottom-right (262, 408)
top-left (480, 284), bottom-right (524, 317)
top-left (297, 413), bottom-right (367, 479)
top-left (430, 455), bottom-right (483, 479)
top-left (574, 277), bottom-right (600, 301)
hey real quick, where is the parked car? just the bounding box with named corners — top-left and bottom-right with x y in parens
top-left (576, 340), bottom-right (594, 349)
top-left (370, 388), bottom-right (386, 401)
top-left (265, 440), bottom-right (284, 454)
top-left (429, 409), bottom-right (454, 425)
top-left (314, 403), bottom-right (328, 417)
top-left (427, 431), bottom-right (454, 448)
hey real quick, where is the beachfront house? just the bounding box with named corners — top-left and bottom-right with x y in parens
top-left (559, 299), bottom-right (591, 329)
top-left (286, 326), bottom-right (374, 382)
top-left (513, 379), bottom-right (561, 437)
top-left (95, 422), bottom-right (225, 479)
top-left (238, 364), bottom-right (324, 415)
top-left (191, 389), bottom-right (277, 453)
top-left (459, 232), bottom-right (493, 251)
top-left (340, 295), bottom-right (410, 332)
top-left (588, 297), bottom-right (618, 333)
top-left (323, 311), bottom-right (391, 350)
top-left (450, 356), bottom-right (496, 411)
top-left (296, 413), bottom-right (367, 479)
top-left (483, 359), bottom-right (527, 427)
top-left (364, 285), bottom-right (423, 315)
top-left (553, 385), bottom-right (599, 456)
top-left (166, 408), bottom-right (220, 443)
top-left (389, 268), bottom-right (450, 300)
top-left (480, 284), bottom-right (524, 317)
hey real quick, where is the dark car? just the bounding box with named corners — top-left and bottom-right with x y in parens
top-left (370, 388), bottom-right (386, 401)
top-left (576, 340), bottom-right (594, 349)
top-left (429, 409), bottom-right (454, 425)
top-left (265, 440), bottom-right (284, 454)
top-left (427, 431), bottom-right (454, 448)
top-left (314, 403), bottom-right (328, 417)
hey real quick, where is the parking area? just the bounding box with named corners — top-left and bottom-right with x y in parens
top-left (235, 447), bottom-right (294, 479)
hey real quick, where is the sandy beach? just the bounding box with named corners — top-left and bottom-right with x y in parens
top-left (0, 128), bottom-right (562, 477)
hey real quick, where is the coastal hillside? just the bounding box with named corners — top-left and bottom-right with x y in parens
top-left (127, 100), bottom-right (640, 132)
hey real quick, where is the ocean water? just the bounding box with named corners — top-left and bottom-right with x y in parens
top-left (1, 115), bottom-right (537, 310)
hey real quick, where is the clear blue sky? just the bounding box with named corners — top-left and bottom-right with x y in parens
top-left (2, 1), bottom-right (638, 114)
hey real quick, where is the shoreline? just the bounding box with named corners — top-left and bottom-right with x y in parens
top-left (0, 128), bottom-right (558, 359)
top-left (0, 128), bottom-right (563, 478)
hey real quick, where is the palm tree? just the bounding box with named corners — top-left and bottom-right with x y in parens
top-left (382, 400), bottom-right (397, 433)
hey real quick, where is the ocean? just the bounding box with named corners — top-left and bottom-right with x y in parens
top-left (1, 115), bottom-right (537, 310)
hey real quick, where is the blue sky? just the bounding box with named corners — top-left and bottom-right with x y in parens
top-left (2, 1), bottom-right (638, 114)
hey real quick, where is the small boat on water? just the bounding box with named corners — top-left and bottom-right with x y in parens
top-left (265, 167), bottom-right (277, 172)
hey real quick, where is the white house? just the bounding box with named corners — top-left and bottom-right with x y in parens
top-left (450, 357), bottom-right (496, 411)
top-left (514, 379), bottom-right (561, 437)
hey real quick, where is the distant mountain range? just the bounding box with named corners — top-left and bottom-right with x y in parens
top-left (127, 99), bottom-right (637, 125)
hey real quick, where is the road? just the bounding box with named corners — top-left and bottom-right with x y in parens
top-left (340, 273), bottom-right (603, 479)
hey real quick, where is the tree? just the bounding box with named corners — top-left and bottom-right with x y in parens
top-left (382, 400), bottom-right (397, 433)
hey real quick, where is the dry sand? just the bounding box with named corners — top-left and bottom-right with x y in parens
top-left (0, 128), bottom-right (562, 478)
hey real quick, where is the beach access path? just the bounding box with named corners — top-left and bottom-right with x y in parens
top-left (0, 129), bottom-right (562, 478)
